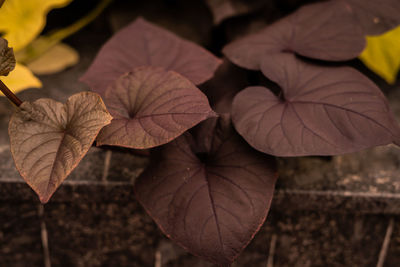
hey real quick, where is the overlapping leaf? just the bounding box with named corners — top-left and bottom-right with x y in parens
top-left (342, 0), bottom-right (400, 35)
top-left (135, 117), bottom-right (277, 266)
top-left (0, 37), bottom-right (15, 76)
top-left (359, 25), bottom-right (400, 85)
top-left (0, 0), bottom-right (72, 51)
top-left (96, 66), bottom-right (216, 149)
top-left (232, 54), bottom-right (400, 156)
top-left (223, 0), bottom-right (365, 70)
top-left (9, 92), bottom-right (112, 203)
top-left (81, 17), bottom-right (222, 97)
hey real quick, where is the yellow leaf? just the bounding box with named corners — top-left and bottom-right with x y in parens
top-left (27, 42), bottom-right (79, 75)
top-left (0, 0), bottom-right (72, 51)
top-left (359, 26), bottom-right (400, 85)
top-left (1, 63), bottom-right (42, 96)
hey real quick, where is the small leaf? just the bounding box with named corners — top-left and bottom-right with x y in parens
top-left (27, 42), bottom-right (79, 75)
top-left (80, 17), bottom-right (222, 97)
top-left (9, 92), bottom-right (112, 203)
top-left (232, 54), bottom-right (400, 156)
top-left (0, 37), bottom-right (16, 76)
top-left (343, 0), bottom-right (400, 35)
top-left (135, 116), bottom-right (277, 266)
top-left (1, 63), bottom-right (42, 96)
top-left (223, 0), bottom-right (365, 70)
top-left (97, 66), bottom-right (216, 149)
top-left (0, 0), bottom-right (72, 51)
top-left (359, 25), bottom-right (400, 85)
top-left (205, 0), bottom-right (267, 24)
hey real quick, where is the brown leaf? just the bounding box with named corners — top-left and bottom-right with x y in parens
top-left (97, 66), bottom-right (216, 149)
top-left (0, 37), bottom-right (16, 76)
top-left (9, 92), bottom-right (112, 203)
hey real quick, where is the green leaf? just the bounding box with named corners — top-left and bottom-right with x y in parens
top-left (0, 0), bottom-right (72, 51)
top-left (0, 37), bottom-right (16, 76)
top-left (9, 92), bottom-right (112, 203)
top-left (359, 25), bottom-right (400, 84)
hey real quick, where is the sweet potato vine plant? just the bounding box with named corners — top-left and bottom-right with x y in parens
top-left (1, 0), bottom-right (400, 266)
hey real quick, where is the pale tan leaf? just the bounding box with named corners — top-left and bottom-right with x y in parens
top-left (0, 37), bottom-right (16, 76)
top-left (9, 92), bottom-right (112, 203)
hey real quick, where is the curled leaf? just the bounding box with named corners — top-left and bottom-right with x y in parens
top-left (223, 0), bottom-right (365, 70)
top-left (80, 17), bottom-right (222, 97)
top-left (0, 37), bottom-right (16, 76)
top-left (359, 25), bottom-right (400, 84)
top-left (135, 117), bottom-right (277, 266)
top-left (232, 54), bottom-right (400, 156)
top-left (97, 66), bottom-right (216, 149)
top-left (0, 63), bottom-right (42, 96)
top-left (27, 42), bottom-right (79, 75)
top-left (9, 92), bottom-right (112, 203)
top-left (0, 0), bottom-right (72, 51)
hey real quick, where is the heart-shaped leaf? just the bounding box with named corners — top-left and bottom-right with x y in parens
top-left (223, 0), bottom-right (365, 70)
top-left (359, 25), bottom-right (400, 84)
top-left (232, 54), bottom-right (400, 156)
top-left (342, 0), bottom-right (400, 35)
top-left (135, 116), bottom-right (277, 266)
top-left (0, 37), bottom-right (15, 76)
top-left (80, 17), bottom-right (222, 97)
top-left (9, 92), bottom-right (112, 203)
top-left (96, 66), bottom-right (216, 149)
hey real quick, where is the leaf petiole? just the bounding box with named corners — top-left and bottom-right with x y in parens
top-left (0, 80), bottom-right (22, 107)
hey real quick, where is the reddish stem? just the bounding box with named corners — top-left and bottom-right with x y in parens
top-left (0, 80), bottom-right (22, 107)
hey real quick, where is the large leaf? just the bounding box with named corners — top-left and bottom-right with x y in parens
top-left (232, 54), bottom-right (400, 156)
top-left (9, 92), bottom-right (112, 203)
top-left (135, 116), bottom-right (277, 266)
top-left (0, 37), bottom-right (16, 76)
top-left (0, 63), bottom-right (42, 96)
top-left (80, 17), bottom-right (222, 97)
top-left (0, 0), bottom-right (72, 51)
top-left (359, 25), bottom-right (400, 85)
top-left (342, 0), bottom-right (400, 35)
top-left (96, 66), bottom-right (216, 149)
top-left (223, 0), bottom-right (365, 70)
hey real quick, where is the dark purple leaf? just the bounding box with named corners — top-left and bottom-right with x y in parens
top-left (96, 66), bottom-right (216, 149)
top-left (200, 59), bottom-right (248, 114)
top-left (135, 116), bottom-right (277, 266)
top-left (342, 0), bottom-right (400, 35)
top-left (205, 0), bottom-right (267, 24)
top-left (223, 0), bottom-right (365, 70)
top-left (232, 53), bottom-right (400, 156)
top-left (80, 17), bottom-right (222, 97)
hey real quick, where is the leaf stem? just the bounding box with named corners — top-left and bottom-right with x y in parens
top-left (0, 80), bottom-right (22, 107)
